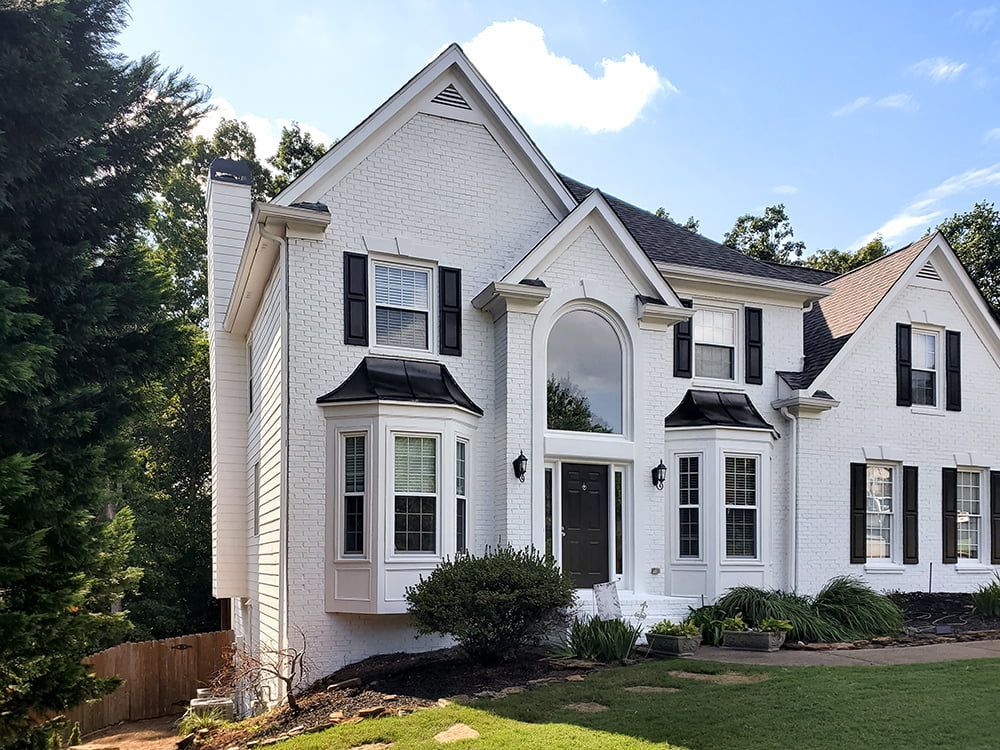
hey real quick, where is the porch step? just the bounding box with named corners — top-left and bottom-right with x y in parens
top-left (573, 592), bottom-right (701, 633)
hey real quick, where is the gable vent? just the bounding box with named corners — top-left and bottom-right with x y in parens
top-left (431, 84), bottom-right (472, 110)
top-left (916, 262), bottom-right (941, 281)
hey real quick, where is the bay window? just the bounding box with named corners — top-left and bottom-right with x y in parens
top-left (393, 435), bottom-right (437, 553)
top-left (343, 434), bottom-right (365, 555)
top-left (678, 455), bottom-right (700, 558)
top-left (724, 455), bottom-right (757, 558)
top-left (456, 439), bottom-right (468, 553)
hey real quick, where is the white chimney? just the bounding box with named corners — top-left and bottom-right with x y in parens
top-left (207, 158), bottom-right (251, 599)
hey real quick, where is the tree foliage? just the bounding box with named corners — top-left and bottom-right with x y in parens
top-left (804, 237), bottom-right (891, 275)
top-left (654, 207), bottom-right (700, 233)
top-left (0, 0), bottom-right (205, 742)
top-left (938, 201), bottom-right (1000, 310)
top-left (546, 376), bottom-right (612, 433)
top-left (724, 204), bottom-right (805, 263)
top-left (268, 123), bottom-right (330, 195)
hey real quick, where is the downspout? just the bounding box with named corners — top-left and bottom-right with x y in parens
top-left (780, 406), bottom-right (799, 592)
top-left (259, 225), bottom-right (290, 695)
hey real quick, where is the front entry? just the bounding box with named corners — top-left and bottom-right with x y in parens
top-left (561, 463), bottom-right (610, 588)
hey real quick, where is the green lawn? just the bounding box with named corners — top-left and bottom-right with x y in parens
top-left (273, 658), bottom-right (1000, 750)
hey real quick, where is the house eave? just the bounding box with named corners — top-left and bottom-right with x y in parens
top-left (656, 262), bottom-right (834, 303)
top-left (472, 280), bottom-right (552, 319)
top-left (771, 394), bottom-right (841, 418)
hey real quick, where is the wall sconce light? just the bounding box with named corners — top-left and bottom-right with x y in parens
top-left (651, 459), bottom-right (667, 491)
top-left (512, 450), bottom-right (528, 482)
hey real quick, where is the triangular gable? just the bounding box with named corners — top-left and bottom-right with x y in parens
top-left (272, 44), bottom-right (576, 217)
top-left (498, 190), bottom-right (684, 307)
top-left (810, 231), bottom-right (1000, 392)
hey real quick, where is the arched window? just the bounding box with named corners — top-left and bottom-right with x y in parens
top-left (547, 309), bottom-right (623, 434)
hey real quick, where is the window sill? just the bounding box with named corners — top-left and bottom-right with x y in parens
top-left (863, 563), bottom-right (905, 574)
top-left (910, 406), bottom-right (944, 417)
top-left (369, 345), bottom-right (436, 361)
top-left (954, 564), bottom-right (995, 574)
top-left (692, 378), bottom-right (742, 391)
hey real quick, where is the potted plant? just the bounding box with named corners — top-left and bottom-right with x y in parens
top-left (721, 615), bottom-right (792, 652)
top-left (645, 619), bottom-right (702, 657)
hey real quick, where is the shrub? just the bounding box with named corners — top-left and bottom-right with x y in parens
top-left (812, 576), bottom-right (903, 639)
top-left (685, 605), bottom-right (727, 646)
top-left (177, 708), bottom-right (229, 736)
top-left (720, 614), bottom-right (748, 632)
top-left (971, 573), bottom-right (1000, 616)
top-left (406, 546), bottom-right (576, 664)
top-left (759, 618), bottom-right (794, 633)
top-left (648, 619), bottom-right (700, 637)
top-left (716, 586), bottom-right (840, 642)
top-left (565, 615), bottom-right (643, 662)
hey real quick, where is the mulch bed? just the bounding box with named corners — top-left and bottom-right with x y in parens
top-left (201, 648), bottom-right (598, 749)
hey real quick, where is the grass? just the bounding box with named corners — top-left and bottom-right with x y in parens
top-left (269, 658), bottom-right (1000, 750)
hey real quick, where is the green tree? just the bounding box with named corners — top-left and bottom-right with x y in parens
top-left (805, 237), bottom-right (892, 275)
top-left (0, 0), bottom-right (204, 743)
top-left (268, 122), bottom-right (331, 195)
top-left (546, 376), bottom-right (612, 433)
top-left (654, 207), bottom-right (700, 233)
top-left (937, 201), bottom-right (1000, 309)
top-left (724, 204), bottom-right (806, 263)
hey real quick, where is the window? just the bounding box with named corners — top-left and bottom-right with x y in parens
top-left (247, 339), bottom-right (254, 413)
top-left (456, 440), bottom-right (467, 554)
top-left (694, 308), bottom-right (736, 380)
top-left (393, 436), bottom-right (437, 552)
top-left (252, 462), bottom-right (260, 536)
top-left (865, 465), bottom-right (894, 560)
top-left (911, 330), bottom-right (938, 407)
top-left (957, 470), bottom-right (982, 560)
top-left (544, 468), bottom-right (554, 559)
top-left (547, 309), bottom-right (623, 433)
top-left (678, 455), bottom-right (700, 558)
top-left (725, 455), bottom-right (757, 558)
top-left (343, 435), bottom-right (365, 555)
top-left (614, 469), bottom-right (624, 576)
top-left (374, 263), bottom-right (430, 350)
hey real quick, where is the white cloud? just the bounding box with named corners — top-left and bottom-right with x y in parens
top-left (985, 127), bottom-right (1000, 142)
top-left (192, 97), bottom-right (333, 160)
top-left (772, 185), bottom-right (799, 195)
top-left (463, 20), bottom-right (668, 133)
top-left (955, 6), bottom-right (998, 31)
top-left (910, 57), bottom-right (967, 82)
top-left (857, 163), bottom-right (1000, 245)
top-left (833, 93), bottom-right (917, 117)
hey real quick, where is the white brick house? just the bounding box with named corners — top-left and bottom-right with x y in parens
top-left (206, 44), bottom-right (1000, 682)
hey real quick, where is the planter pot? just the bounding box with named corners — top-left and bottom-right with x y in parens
top-left (646, 632), bottom-right (702, 657)
top-left (722, 630), bottom-right (787, 652)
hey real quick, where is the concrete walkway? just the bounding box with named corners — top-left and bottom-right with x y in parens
top-left (694, 639), bottom-right (1000, 666)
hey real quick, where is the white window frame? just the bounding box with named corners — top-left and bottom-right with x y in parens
top-left (723, 453), bottom-right (759, 561)
top-left (389, 432), bottom-right (440, 557)
top-left (956, 468), bottom-right (985, 564)
top-left (692, 303), bottom-right (740, 384)
top-left (676, 453), bottom-right (702, 561)
top-left (910, 326), bottom-right (942, 412)
top-left (611, 465), bottom-right (626, 581)
top-left (371, 259), bottom-right (434, 353)
top-left (864, 462), bottom-right (901, 565)
top-left (341, 432), bottom-right (367, 558)
top-left (455, 437), bottom-right (469, 554)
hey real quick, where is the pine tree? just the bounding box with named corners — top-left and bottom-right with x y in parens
top-left (0, 1), bottom-right (205, 743)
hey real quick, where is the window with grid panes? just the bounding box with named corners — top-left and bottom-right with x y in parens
top-left (724, 455), bottom-right (757, 558)
top-left (393, 436), bottom-right (437, 552)
top-left (343, 435), bottom-right (365, 555)
top-left (678, 455), bottom-right (700, 558)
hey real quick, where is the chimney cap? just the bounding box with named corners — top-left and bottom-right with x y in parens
top-left (209, 157), bottom-right (252, 185)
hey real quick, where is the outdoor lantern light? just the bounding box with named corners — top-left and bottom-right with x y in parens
top-left (652, 459), bottom-right (667, 490)
top-left (512, 450), bottom-right (528, 482)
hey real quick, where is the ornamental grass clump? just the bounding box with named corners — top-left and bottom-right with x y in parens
top-left (812, 576), bottom-right (904, 639)
top-left (405, 546), bottom-right (576, 664)
top-left (564, 615), bottom-right (644, 663)
top-left (971, 573), bottom-right (1000, 617)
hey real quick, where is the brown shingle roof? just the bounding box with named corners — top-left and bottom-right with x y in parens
top-left (778, 234), bottom-right (935, 390)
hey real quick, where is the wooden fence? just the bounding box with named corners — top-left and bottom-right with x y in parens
top-left (64, 630), bottom-right (233, 736)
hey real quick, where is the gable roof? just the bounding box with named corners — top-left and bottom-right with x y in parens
top-left (778, 235), bottom-right (934, 390)
top-left (560, 175), bottom-right (828, 285)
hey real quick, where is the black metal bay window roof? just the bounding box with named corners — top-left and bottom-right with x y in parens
top-left (664, 389), bottom-right (778, 436)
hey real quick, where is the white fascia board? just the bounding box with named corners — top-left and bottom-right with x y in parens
top-left (500, 191), bottom-right (684, 308)
top-left (271, 44), bottom-right (576, 217)
top-left (224, 203), bottom-right (330, 334)
top-left (472, 281), bottom-right (551, 319)
top-left (657, 262), bottom-right (833, 305)
top-left (771, 394), bottom-right (841, 418)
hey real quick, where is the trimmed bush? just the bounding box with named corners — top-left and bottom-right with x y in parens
top-left (406, 546), bottom-right (576, 664)
top-left (972, 573), bottom-right (1000, 617)
top-left (564, 615), bottom-right (643, 663)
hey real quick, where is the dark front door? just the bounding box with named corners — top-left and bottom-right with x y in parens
top-left (561, 463), bottom-right (610, 588)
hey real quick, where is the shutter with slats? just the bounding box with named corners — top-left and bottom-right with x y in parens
top-left (673, 299), bottom-right (693, 378)
top-left (946, 330), bottom-right (961, 412)
top-left (991, 472), bottom-right (1000, 565)
top-left (745, 307), bottom-right (763, 385)
top-left (344, 253), bottom-right (368, 346)
top-left (942, 467), bottom-right (958, 564)
top-left (902, 466), bottom-right (918, 564)
top-left (850, 463), bottom-right (867, 564)
top-left (439, 266), bottom-right (462, 356)
top-left (896, 323), bottom-right (912, 407)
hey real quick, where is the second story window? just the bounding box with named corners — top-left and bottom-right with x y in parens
top-left (374, 263), bottom-right (430, 350)
top-left (694, 308), bottom-right (736, 381)
top-left (911, 329), bottom-right (938, 407)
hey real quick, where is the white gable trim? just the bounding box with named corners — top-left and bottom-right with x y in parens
top-left (811, 232), bottom-right (1000, 392)
top-left (271, 44), bottom-right (576, 218)
top-left (498, 190), bottom-right (685, 308)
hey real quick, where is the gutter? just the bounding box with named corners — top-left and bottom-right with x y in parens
top-left (779, 406), bottom-right (799, 592)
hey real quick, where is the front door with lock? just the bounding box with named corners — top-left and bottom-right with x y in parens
top-left (561, 463), bottom-right (610, 588)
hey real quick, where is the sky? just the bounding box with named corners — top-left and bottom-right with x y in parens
top-left (117, 0), bottom-right (1000, 253)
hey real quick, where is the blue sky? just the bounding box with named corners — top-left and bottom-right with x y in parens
top-left (119, 0), bottom-right (1000, 253)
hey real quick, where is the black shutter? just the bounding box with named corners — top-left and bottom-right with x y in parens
top-left (673, 299), bottom-right (693, 378)
top-left (991, 472), bottom-right (1000, 565)
top-left (896, 323), bottom-right (912, 407)
top-left (344, 253), bottom-right (368, 346)
top-left (902, 466), bottom-right (919, 564)
top-left (850, 463), bottom-right (867, 564)
top-left (439, 267), bottom-right (462, 356)
top-left (945, 330), bottom-right (961, 412)
top-left (745, 307), bottom-right (763, 385)
top-left (942, 467), bottom-right (958, 564)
